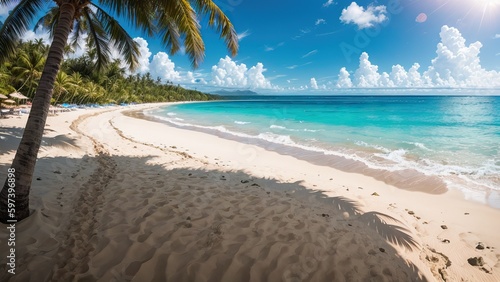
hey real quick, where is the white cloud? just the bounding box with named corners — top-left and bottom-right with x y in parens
top-left (237, 30), bottom-right (251, 41)
top-left (353, 52), bottom-right (381, 87)
top-left (149, 52), bottom-right (181, 82)
top-left (133, 37), bottom-right (152, 74)
top-left (334, 25), bottom-right (500, 88)
top-left (493, 34), bottom-right (500, 39)
top-left (310, 78), bottom-right (319, 89)
top-left (422, 25), bottom-right (499, 87)
top-left (389, 64), bottom-right (409, 87)
top-left (302, 50), bottom-right (318, 58)
top-left (323, 0), bottom-right (334, 7)
top-left (336, 67), bottom-right (353, 88)
top-left (21, 28), bottom-right (51, 45)
top-left (340, 2), bottom-right (387, 29)
top-left (247, 63), bottom-right (273, 89)
top-left (265, 42), bottom-right (284, 52)
top-left (315, 19), bottom-right (326, 25)
top-left (210, 56), bottom-right (274, 89)
top-left (407, 63), bottom-right (423, 86)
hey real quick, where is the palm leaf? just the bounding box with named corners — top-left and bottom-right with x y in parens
top-left (34, 6), bottom-right (59, 39)
top-left (69, 17), bottom-right (85, 51)
top-left (171, 0), bottom-right (205, 68)
top-left (98, 0), bottom-right (156, 36)
top-left (192, 0), bottom-right (238, 56)
top-left (0, 0), bottom-right (48, 63)
top-left (91, 3), bottom-right (140, 71)
top-left (157, 13), bottom-right (182, 55)
top-left (81, 7), bottom-right (111, 71)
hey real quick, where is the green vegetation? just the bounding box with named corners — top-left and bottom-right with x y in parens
top-left (0, 40), bottom-right (219, 104)
top-left (0, 0), bottom-right (237, 222)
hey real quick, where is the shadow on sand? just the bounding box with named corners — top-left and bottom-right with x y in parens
top-left (0, 151), bottom-right (428, 281)
top-left (0, 126), bottom-right (79, 157)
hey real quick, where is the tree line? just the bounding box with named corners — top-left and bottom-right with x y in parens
top-left (0, 39), bottom-right (219, 105)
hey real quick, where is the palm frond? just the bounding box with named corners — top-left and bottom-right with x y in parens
top-left (81, 7), bottom-right (111, 71)
top-left (157, 13), bottom-right (181, 55)
top-left (98, 0), bottom-right (156, 36)
top-left (0, 0), bottom-right (47, 63)
top-left (192, 0), bottom-right (238, 56)
top-left (172, 0), bottom-right (205, 68)
top-left (91, 3), bottom-right (140, 71)
top-left (34, 6), bottom-right (59, 39)
top-left (69, 18), bottom-right (84, 51)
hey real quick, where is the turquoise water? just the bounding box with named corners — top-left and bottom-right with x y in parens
top-left (146, 96), bottom-right (500, 205)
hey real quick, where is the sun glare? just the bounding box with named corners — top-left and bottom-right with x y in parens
top-left (444, 0), bottom-right (500, 30)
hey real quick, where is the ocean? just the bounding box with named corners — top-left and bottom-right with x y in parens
top-left (145, 95), bottom-right (500, 208)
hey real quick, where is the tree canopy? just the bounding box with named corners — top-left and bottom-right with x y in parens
top-left (0, 40), bottom-right (220, 104)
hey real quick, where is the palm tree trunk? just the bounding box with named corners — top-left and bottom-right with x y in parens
top-left (0, 3), bottom-right (76, 223)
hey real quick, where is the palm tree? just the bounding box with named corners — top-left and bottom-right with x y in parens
top-left (0, 0), bottom-right (238, 222)
top-left (52, 70), bottom-right (77, 104)
top-left (11, 43), bottom-right (46, 98)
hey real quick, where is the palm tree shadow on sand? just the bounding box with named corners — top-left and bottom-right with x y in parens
top-left (0, 126), bottom-right (78, 156)
top-left (299, 190), bottom-right (420, 251)
top-left (0, 154), bottom-right (428, 281)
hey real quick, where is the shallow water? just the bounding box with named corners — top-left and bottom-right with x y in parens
top-left (146, 95), bottom-right (500, 208)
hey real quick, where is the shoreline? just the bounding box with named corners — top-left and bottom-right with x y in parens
top-left (138, 103), bottom-right (500, 209)
top-left (1, 103), bottom-right (499, 281)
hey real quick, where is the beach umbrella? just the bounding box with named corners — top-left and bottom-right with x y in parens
top-left (9, 92), bottom-right (29, 99)
top-left (3, 99), bottom-right (16, 104)
top-left (0, 94), bottom-right (8, 99)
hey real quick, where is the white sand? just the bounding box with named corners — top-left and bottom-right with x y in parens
top-left (1, 103), bottom-right (499, 281)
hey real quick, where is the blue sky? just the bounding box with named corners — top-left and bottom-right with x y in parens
top-left (2, 0), bottom-right (500, 92)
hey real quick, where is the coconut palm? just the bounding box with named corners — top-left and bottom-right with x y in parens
top-left (11, 43), bottom-right (46, 98)
top-left (52, 70), bottom-right (77, 104)
top-left (0, 0), bottom-right (238, 222)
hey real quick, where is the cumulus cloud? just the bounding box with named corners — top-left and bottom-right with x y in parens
top-left (211, 56), bottom-right (274, 89)
top-left (353, 52), bottom-right (381, 87)
top-left (494, 34), bottom-right (500, 39)
top-left (185, 71), bottom-right (207, 85)
top-left (310, 78), bottom-right (319, 89)
top-left (133, 37), bottom-right (152, 74)
top-left (21, 28), bottom-right (51, 45)
top-left (336, 67), bottom-right (353, 88)
top-left (334, 25), bottom-right (500, 88)
top-left (422, 25), bottom-right (499, 87)
top-left (149, 52), bottom-right (181, 82)
top-left (340, 2), bottom-right (387, 29)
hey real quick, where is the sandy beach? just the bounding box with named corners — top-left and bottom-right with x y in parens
top-left (1, 103), bottom-right (499, 281)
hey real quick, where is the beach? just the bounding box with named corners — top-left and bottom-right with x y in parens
top-left (1, 102), bottom-right (499, 281)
